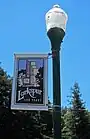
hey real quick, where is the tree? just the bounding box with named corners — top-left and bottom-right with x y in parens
top-left (62, 83), bottom-right (90, 139)
top-left (0, 66), bottom-right (12, 108)
top-left (61, 107), bottom-right (68, 138)
top-left (62, 110), bottom-right (75, 139)
top-left (0, 66), bottom-right (12, 139)
top-left (40, 110), bottom-right (53, 136)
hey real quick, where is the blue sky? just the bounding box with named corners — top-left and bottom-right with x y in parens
top-left (0, 0), bottom-right (90, 109)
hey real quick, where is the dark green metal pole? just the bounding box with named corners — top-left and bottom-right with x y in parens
top-left (47, 27), bottom-right (65, 139)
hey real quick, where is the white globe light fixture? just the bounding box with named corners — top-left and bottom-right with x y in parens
top-left (45, 4), bottom-right (68, 33)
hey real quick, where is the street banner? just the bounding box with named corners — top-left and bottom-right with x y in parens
top-left (11, 54), bottom-right (48, 111)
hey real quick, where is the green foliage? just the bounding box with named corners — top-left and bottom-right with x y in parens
top-left (62, 83), bottom-right (90, 139)
top-left (40, 110), bottom-right (53, 136)
top-left (1, 65), bottom-right (90, 139)
top-left (0, 67), bottom-right (12, 107)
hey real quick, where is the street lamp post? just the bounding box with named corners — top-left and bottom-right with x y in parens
top-left (45, 5), bottom-right (68, 139)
